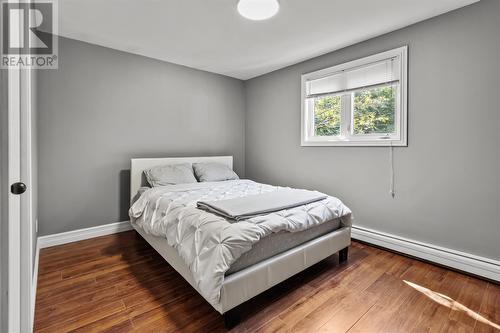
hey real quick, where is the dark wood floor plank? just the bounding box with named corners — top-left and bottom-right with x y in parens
top-left (34, 231), bottom-right (499, 333)
top-left (36, 280), bottom-right (117, 309)
top-left (36, 270), bottom-right (62, 289)
top-left (68, 312), bottom-right (134, 333)
top-left (387, 264), bottom-right (446, 329)
top-left (36, 274), bottom-right (97, 300)
top-left (449, 276), bottom-right (487, 329)
top-left (278, 260), bottom-right (384, 329)
top-left (473, 282), bottom-right (500, 332)
top-left (295, 290), bottom-right (376, 333)
top-left (36, 300), bottom-right (126, 333)
top-left (253, 317), bottom-right (290, 333)
top-left (129, 293), bottom-right (208, 332)
top-left (60, 249), bottom-right (155, 279)
top-left (236, 275), bottom-right (316, 332)
top-left (93, 257), bottom-right (171, 286)
top-left (35, 286), bottom-right (120, 329)
top-left (345, 261), bottom-right (432, 332)
top-left (425, 270), bottom-right (475, 332)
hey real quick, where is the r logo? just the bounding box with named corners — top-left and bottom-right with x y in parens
top-left (1, 0), bottom-right (57, 68)
top-left (2, 2), bottom-right (53, 54)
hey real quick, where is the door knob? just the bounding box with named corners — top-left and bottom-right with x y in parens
top-left (11, 182), bottom-right (27, 195)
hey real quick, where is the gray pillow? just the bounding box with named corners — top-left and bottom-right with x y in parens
top-left (193, 162), bottom-right (239, 182)
top-left (144, 163), bottom-right (198, 187)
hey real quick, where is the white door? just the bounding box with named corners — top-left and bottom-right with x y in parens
top-left (1, 3), bottom-right (37, 331)
top-left (20, 67), bottom-right (36, 333)
top-left (7, 66), bottom-right (23, 333)
top-left (3, 63), bottom-right (35, 333)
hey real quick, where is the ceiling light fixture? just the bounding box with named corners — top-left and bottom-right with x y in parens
top-left (237, 0), bottom-right (280, 21)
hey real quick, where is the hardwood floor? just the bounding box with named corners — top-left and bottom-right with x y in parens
top-left (34, 231), bottom-right (499, 333)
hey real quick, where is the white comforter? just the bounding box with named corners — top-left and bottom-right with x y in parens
top-left (129, 179), bottom-right (351, 306)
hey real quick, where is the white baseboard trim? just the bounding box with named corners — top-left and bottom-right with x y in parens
top-left (38, 221), bottom-right (133, 249)
top-left (351, 225), bottom-right (500, 282)
top-left (31, 241), bottom-right (39, 332)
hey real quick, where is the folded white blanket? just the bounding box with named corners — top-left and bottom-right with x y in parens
top-left (129, 180), bottom-right (351, 308)
top-left (197, 189), bottom-right (327, 221)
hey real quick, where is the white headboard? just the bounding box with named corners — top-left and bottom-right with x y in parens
top-left (130, 156), bottom-right (233, 203)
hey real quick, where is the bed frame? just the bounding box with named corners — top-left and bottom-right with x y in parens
top-left (130, 156), bottom-right (351, 327)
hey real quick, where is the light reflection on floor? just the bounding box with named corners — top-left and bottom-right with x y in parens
top-left (403, 280), bottom-right (499, 330)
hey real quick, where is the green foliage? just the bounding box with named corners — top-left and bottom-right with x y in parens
top-left (313, 85), bottom-right (395, 136)
top-left (353, 86), bottom-right (395, 135)
top-left (314, 95), bottom-right (341, 136)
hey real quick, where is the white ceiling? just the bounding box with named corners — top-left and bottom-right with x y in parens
top-left (58, 0), bottom-right (479, 80)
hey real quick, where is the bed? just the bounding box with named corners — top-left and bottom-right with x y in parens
top-left (129, 156), bottom-right (351, 326)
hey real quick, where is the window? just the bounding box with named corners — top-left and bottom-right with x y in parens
top-left (301, 46), bottom-right (407, 146)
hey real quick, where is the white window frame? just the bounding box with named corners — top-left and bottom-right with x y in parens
top-left (301, 46), bottom-right (408, 147)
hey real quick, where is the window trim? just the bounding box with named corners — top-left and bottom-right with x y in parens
top-left (301, 46), bottom-right (408, 147)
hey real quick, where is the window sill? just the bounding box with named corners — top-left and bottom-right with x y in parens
top-left (301, 138), bottom-right (407, 147)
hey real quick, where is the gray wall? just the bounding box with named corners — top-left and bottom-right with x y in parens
top-left (38, 37), bottom-right (246, 236)
top-left (245, 0), bottom-right (500, 260)
top-left (38, 1), bottom-right (499, 261)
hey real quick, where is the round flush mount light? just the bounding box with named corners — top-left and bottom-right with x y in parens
top-left (237, 0), bottom-right (280, 21)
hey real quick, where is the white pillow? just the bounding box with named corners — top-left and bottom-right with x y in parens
top-left (192, 162), bottom-right (239, 182)
top-left (144, 163), bottom-right (197, 187)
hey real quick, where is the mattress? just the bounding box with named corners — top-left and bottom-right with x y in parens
top-left (226, 218), bottom-right (341, 275)
top-left (130, 179), bottom-right (352, 305)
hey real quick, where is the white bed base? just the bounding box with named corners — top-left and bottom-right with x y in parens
top-left (133, 223), bottom-right (350, 314)
top-left (130, 156), bottom-right (351, 314)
